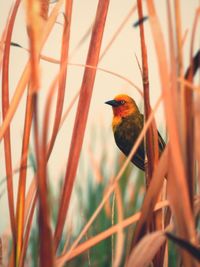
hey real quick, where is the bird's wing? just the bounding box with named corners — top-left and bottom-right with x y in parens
top-left (158, 131), bottom-right (166, 152)
top-left (132, 130), bottom-right (165, 171)
top-left (113, 113), bottom-right (166, 172)
top-left (114, 114), bottom-right (146, 171)
top-left (131, 151), bottom-right (145, 171)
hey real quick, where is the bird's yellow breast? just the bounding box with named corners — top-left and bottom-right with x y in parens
top-left (112, 116), bottom-right (122, 132)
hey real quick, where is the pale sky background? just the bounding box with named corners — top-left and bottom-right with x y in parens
top-left (0, 0), bottom-right (199, 232)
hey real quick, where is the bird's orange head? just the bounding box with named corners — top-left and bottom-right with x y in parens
top-left (105, 94), bottom-right (139, 118)
top-left (105, 94), bottom-right (140, 131)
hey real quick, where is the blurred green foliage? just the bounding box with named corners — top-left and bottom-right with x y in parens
top-left (26, 131), bottom-right (177, 267)
top-left (27, 138), bottom-right (146, 266)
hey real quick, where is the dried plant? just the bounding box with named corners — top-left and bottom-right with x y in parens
top-left (0, 1), bottom-right (200, 266)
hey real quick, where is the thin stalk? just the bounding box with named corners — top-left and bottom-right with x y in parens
top-left (16, 85), bottom-right (33, 265)
top-left (33, 94), bottom-right (54, 267)
top-left (28, 0), bottom-right (54, 265)
top-left (2, 1), bottom-right (21, 264)
top-left (47, 0), bottom-right (73, 156)
top-left (56, 200), bottom-right (169, 266)
top-left (0, 0), bottom-right (64, 141)
top-left (131, 3), bottom-right (161, 264)
top-left (40, 0), bottom-right (49, 20)
top-left (15, 0), bottom-right (50, 264)
top-left (184, 8), bottom-right (200, 210)
top-left (53, 0), bottom-right (110, 250)
top-left (146, 0), bottom-right (196, 265)
top-left (18, 192), bottom-right (37, 267)
top-left (174, 0), bottom-right (186, 161)
top-left (166, 0), bottom-right (177, 111)
top-left (136, 0), bottom-right (159, 187)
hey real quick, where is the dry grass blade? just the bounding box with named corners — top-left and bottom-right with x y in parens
top-left (146, 1), bottom-right (197, 265)
top-left (40, 0), bottom-right (49, 20)
top-left (0, 60), bottom-right (31, 140)
top-left (47, 0), bottom-right (73, 157)
top-left (147, 0), bottom-right (193, 230)
top-left (38, 51), bottom-right (144, 95)
top-left (15, 178), bottom-right (37, 267)
top-left (137, 0), bottom-right (159, 183)
top-left (174, 1), bottom-right (185, 148)
top-left (131, 144), bottom-right (168, 246)
top-left (14, 44), bottom-right (143, 95)
top-left (28, 49), bottom-right (69, 267)
top-left (184, 8), bottom-right (200, 207)
top-left (26, 0), bottom-right (44, 92)
top-left (57, 94), bottom-right (162, 261)
top-left (2, 3), bottom-right (71, 259)
top-left (16, 85), bottom-right (33, 265)
top-left (9, 42), bottom-right (144, 95)
top-left (26, 0), bottom-right (54, 265)
top-left (0, 0), bottom-right (64, 141)
top-left (18, 193), bottom-right (37, 267)
top-left (17, 0), bottom-right (53, 266)
top-left (56, 201), bottom-right (168, 266)
top-left (65, 63), bottom-right (143, 97)
top-left (185, 50), bottom-right (200, 80)
top-left (194, 61), bottom-right (200, 189)
top-left (35, 68), bottom-right (61, 267)
top-left (0, 238), bottom-right (2, 266)
top-left (133, 2), bottom-right (162, 265)
top-left (113, 185), bottom-right (124, 267)
top-left (166, 0), bottom-right (177, 110)
top-left (24, 179), bottom-right (37, 222)
top-left (0, 33), bottom-right (6, 70)
top-left (178, 77), bottom-right (200, 92)
top-left (127, 231), bottom-right (166, 267)
top-left (111, 193), bottom-right (116, 266)
top-left (53, 0), bottom-right (110, 250)
top-left (194, 60), bottom-right (200, 186)
top-left (174, 0), bottom-right (184, 76)
top-left (0, 15), bottom-right (10, 70)
top-left (1, 0), bottom-right (21, 258)
top-left (33, 93), bottom-right (54, 267)
top-left (16, 68), bottom-right (82, 264)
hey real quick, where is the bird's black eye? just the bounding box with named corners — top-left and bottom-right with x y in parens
top-left (120, 100), bottom-right (125, 105)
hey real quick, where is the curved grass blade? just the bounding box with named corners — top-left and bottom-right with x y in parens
top-left (146, 1), bottom-right (197, 265)
top-left (1, 0), bottom-right (21, 260)
top-left (127, 231), bottom-right (166, 267)
top-left (47, 0), bottom-right (73, 157)
top-left (16, 85), bottom-right (33, 265)
top-left (0, 0), bottom-right (64, 141)
top-left (53, 0), bottom-right (110, 250)
top-left (56, 201), bottom-right (169, 266)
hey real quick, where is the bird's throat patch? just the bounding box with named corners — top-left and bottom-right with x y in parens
top-left (112, 116), bottom-right (122, 131)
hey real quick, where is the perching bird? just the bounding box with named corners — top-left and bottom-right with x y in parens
top-left (105, 94), bottom-right (165, 171)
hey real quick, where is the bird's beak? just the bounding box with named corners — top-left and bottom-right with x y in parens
top-left (105, 100), bottom-right (120, 107)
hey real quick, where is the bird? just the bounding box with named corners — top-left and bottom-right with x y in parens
top-left (105, 94), bottom-right (165, 171)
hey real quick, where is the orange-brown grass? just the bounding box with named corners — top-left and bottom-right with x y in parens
top-left (131, 5), bottom-right (162, 267)
top-left (53, 0), bottom-right (110, 250)
top-left (0, 0), bottom-right (200, 267)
